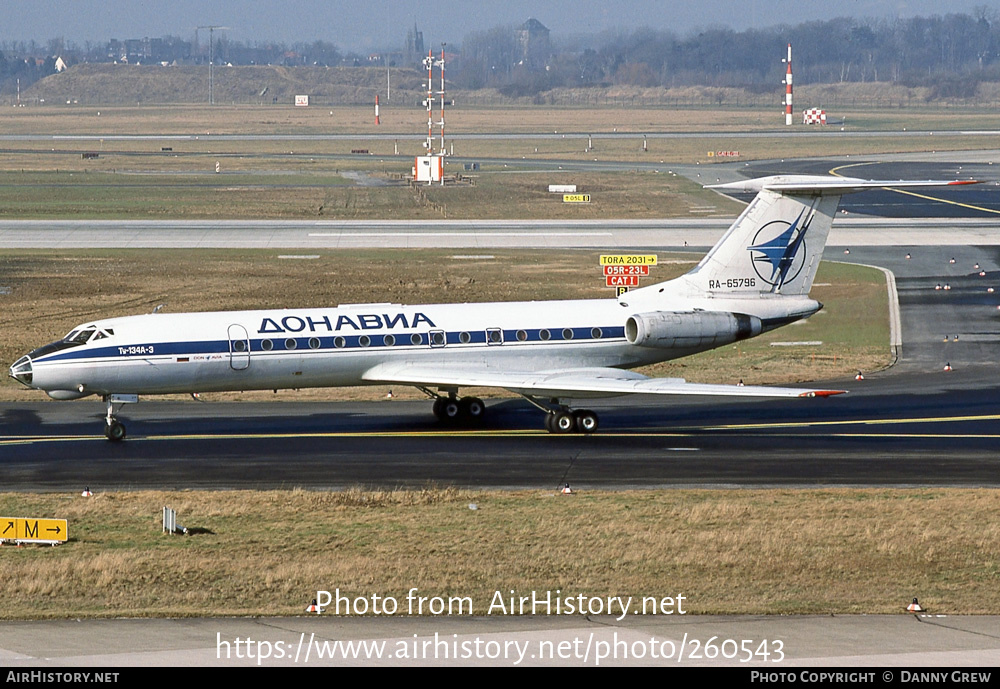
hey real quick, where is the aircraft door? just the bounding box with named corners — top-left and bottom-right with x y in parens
top-left (228, 324), bottom-right (251, 370)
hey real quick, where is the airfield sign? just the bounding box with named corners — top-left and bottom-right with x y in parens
top-left (1, 517), bottom-right (68, 545)
top-left (600, 255), bottom-right (657, 266)
top-left (600, 255), bottom-right (657, 293)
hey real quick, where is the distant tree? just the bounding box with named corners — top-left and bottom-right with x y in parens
top-left (453, 25), bottom-right (518, 89)
top-left (298, 40), bottom-right (341, 66)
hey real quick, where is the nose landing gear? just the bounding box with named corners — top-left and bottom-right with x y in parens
top-left (103, 394), bottom-right (138, 442)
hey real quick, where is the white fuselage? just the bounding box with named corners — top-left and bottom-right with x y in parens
top-left (20, 291), bottom-right (817, 399)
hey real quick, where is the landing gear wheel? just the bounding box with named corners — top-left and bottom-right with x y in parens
top-left (551, 410), bottom-right (576, 434)
top-left (106, 421), bottom-right (127, 442)
top-left (432, 397), bottom-right (446, 421)
top-left (574, 410), bottom-right (599, 434)
top-left (459, 397), bottom-right (485, 424)
top-left (440, 398), bottom-right (462, 423)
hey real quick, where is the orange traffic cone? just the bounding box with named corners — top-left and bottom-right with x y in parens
top-left (907, 598), bottom-right (923, 613)
top-left (561, 484), bottom-right (573, 495)
top-left (306, 599), bottom-right (322, 613)
top-left (944, 362), bottom-right (953, 372)
top-left (855, 371), bottom-right (865, 381)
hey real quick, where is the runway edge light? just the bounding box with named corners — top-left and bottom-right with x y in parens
top-left (907, 598), bottom-right (923, 613)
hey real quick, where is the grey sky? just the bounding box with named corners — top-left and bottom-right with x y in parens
top-left (2, 0), bottom-right (994, 53)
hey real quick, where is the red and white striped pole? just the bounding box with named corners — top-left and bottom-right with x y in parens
top-left (784, 43), bottom-right (793, 126)
top-left (374, 95), bottom-right (380, 125)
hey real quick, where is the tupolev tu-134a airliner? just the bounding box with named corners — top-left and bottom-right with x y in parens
top-left (9, 175), bottom-right (976, 440)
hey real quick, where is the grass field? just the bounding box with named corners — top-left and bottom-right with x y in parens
top-left (5, 101), bottom-right (1000, 135)
top-left (0, 169), bottom-right (741, 220)
top-left (1, 488), bottom-right (998, 619)
top-left (0, 103), bottom-right (995, 224)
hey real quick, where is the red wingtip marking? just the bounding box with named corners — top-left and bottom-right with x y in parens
top-left (799, 390), bottom-right (848, 398)
top-left (947, 180), bottom-right (979, 185)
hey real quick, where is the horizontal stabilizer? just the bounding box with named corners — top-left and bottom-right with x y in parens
top-left (709, 175), bottom-right (978, 195)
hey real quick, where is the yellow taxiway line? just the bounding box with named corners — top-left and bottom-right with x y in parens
top-left (2, 412), bottom-right (1000, 445)
top-left (829, 162), bottom-right (1000, 215)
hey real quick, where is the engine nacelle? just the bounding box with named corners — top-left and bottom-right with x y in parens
top-left (625, 311), bottom-right (762, 349)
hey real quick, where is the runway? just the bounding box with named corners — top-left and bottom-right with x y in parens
top-left (2, 217), bottom-right (1000, 249)
top-left (4, 366), bottom-right (1000, 490)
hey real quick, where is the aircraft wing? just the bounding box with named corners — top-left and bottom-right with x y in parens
top-left (361, 363), bottom-right (845, 399)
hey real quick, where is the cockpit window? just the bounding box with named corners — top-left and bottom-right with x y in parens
top-left (63, 325), bottom-right (100, 345)
top-left (66, 329), bottom-right (96, 345)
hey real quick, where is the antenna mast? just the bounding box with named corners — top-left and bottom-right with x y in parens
top-left (198, 25), bottom-right (230, 105)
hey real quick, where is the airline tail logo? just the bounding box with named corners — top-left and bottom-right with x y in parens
top-left (747, 210), bottom-right (810, 289)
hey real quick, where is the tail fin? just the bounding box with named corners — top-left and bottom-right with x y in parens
top-left (651, 175), bottom-right (976, 299)
top-left (696, 184), bottom-right (837, 296)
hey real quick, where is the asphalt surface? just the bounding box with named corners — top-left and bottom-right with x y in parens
top-left (2, 614), bottom-right (997, 667)
top-left (4, 217), bottom-right (1000, 249)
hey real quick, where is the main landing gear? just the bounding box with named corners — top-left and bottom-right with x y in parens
top-left (423, 387), bottom-right (599, 434)
top-left (525, 395), bottom-right (599, 434)
top-left (430, 393), bottom-right (487, 426)
top-left (103, 394), bottom-right (137, 442)
top-left (543, 407), bottom-right (599, 434)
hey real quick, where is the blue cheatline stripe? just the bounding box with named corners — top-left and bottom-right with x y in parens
top-left (35, 326), bottom-right (629, 363)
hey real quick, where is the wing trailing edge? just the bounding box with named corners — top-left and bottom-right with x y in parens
top-left (362, 363), bottom-right (845, 400)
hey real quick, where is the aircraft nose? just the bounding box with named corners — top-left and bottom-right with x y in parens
top-left (9, 355), bottom-right (33, 387)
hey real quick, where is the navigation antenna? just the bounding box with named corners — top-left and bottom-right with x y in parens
top-left (422, 45), bottom-right (447, 157)
top-left (197, 25), bottom-right (231, 105)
